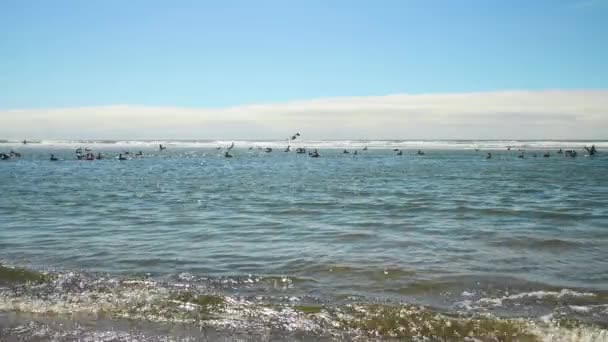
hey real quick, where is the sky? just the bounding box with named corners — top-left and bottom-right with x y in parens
top-left (1, 0), bottom-right (607, 139)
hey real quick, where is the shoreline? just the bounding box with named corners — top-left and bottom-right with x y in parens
top-left (2, 264), bottom-right (607, 341)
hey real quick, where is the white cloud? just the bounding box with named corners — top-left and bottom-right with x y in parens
top-left (1, 90), bottom-right (607, 140)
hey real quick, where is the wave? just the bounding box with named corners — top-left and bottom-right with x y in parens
top-left (487, 236), bottom-right (589, 251)
top-left (477, 289), bottom-right (599, 306)
top-left (2, 139), bottom-right (607, 150)
top-left (1, 265), bottom-right (608, 340)
top-left (454, 288), bottom-right (608, 316)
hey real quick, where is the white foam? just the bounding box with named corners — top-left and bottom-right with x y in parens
top-left (477, 289), bottom-right (596, 307)
top-left (570, 305), bottom-right (591, 313)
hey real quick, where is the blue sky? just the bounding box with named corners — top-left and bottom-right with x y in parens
top-left (1, 0), bottom-right (607, 109)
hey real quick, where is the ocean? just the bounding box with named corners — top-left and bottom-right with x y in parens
top-left (1, 140), bottom-right (607, 341)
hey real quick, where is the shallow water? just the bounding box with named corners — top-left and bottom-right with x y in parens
top-left (1, 140), bottom-right (607, 340)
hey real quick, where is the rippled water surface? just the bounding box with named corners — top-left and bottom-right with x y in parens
top-left (1, 141), bottom-right (607, 340)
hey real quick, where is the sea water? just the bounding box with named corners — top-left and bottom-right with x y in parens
top-left (1, 140), bottom-right (607, 341)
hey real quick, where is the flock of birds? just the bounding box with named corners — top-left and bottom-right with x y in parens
top-left (484, 145), bottom-right (599, 159)
top-left (0, 135), bottom-right (600, 161)
top-left (220, 133), bottom-right (323, 158)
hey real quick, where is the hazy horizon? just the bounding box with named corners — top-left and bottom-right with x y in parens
top-left (2, 90), bottom-right (607, 140)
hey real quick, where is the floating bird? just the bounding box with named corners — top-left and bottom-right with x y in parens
top-left (486, 152), bottom-right (492, 159)
top-left (224, 151), bottom-right (233, 158)
top-left (397, 150), bottom-right (403, 156)
top-left (584, 145), bottom-right (597, 156)
top-left (363, 146), bottom-right (368, 151)
top-left (264, 148), bottom-right (272, 153)
top-left (417, 150), bottom-right (425, 155)
top-left (343, 150), bottom-right (350, 154)
top-left (50, 154), bottom-right (58, 161)
top-left (118, 154), bottom-right (127, 160)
